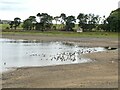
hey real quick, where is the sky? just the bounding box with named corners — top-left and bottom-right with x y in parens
top-left (0, 0), bottom-right (119, 21)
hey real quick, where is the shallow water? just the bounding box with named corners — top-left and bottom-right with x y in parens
top-left (1, 38), bottom-right (107, 72)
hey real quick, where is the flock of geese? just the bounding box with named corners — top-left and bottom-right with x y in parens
top-left (3, 46), bottom-right (117, 65)
top-left (3, 48), bottom-right (97, 66)
top-left (29, 48), bottom-right (97, 62)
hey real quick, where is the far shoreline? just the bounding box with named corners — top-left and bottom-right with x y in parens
top-left (2, 32), bottom-right (118, 48)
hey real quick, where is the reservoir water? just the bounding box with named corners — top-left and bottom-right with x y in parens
top-left (1, 38), bottom-right (107, 72)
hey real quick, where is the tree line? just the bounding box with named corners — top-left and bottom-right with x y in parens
top-left (8, 8), bottom-right (120, 32)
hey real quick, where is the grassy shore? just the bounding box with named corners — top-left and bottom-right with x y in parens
top-left (0, 23), bottom-right (118, 38)
top-left (1, 30), bottom-right (118, 38)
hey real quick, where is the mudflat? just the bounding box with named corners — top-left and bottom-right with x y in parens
top-left (2, 34), bottom-right (118, 88)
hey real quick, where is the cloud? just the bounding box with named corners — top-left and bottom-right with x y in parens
top-left (0, 6), bottom-right (27, 11)
top-left (0, 0), bottom-right (23, 5)
top-left (0, 0), bottom-right (29, 11)
top-left (0, 1), bottom-right (21, 5)
top-left (0, 0), bottom-right (119, 20)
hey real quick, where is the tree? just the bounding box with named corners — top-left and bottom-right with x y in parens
top-left (97, 15), bottom-right (108, 31)
top-left (54, 16), bottom-right (60, 29)
top-left (14, 17), bottom-right (21, 30)
top-left (77, 13), bottom-right (88, 31)
top-left (87, 14), bottom-right (96, 31)
top-left (22, 18), bottom-right (32, 30)
top-left (29, 16), bottom-right (37, 30)
top-left (36, 13), bottom-right (53, 31)
top-left (22, 16), bottom-right (36, 30)
top-left (0, 19), bottom-right (2, 24)
top-left (65, 15), bottom-right (76, 31)
top-left (9, 21), bottom-right (14, 29)
top-left (37, 13), bottom-right (42, 23)
top-left (77, 13), bottom-right (101, 31)
top-left (106, 8), bottom-right (120, 32)
top-left (60, 13), bottom-right (66, 29)
top-left (54, 16), bottom-right (60, 25)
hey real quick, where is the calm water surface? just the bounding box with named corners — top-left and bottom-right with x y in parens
top-left (1, 38), bottom-right (107, 72)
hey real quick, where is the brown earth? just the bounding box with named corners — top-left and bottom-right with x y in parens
top-left (1, 34), bottom-right (119, 88)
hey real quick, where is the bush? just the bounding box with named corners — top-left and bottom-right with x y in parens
top-left (6, 27), bottom-right (10, 30)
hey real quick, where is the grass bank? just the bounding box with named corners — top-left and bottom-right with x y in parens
top-left (1, 31), bottom-right (118, 38)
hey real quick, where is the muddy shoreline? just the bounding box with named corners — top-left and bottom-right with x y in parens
top-left (2, 34), bottom-right (118, 88)
top-left (2, 34), bottom-right (118, 47)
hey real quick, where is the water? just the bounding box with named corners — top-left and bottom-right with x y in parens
top-left (1, 38), bottom-right (107, 72)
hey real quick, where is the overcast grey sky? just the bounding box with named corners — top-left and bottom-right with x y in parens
top-left (0, 0), bottom-right (119, 21)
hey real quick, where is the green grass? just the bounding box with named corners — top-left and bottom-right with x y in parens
top-left (1, 31), bottom-right (118, 38)
top-left (0, 23), bottom-right (79, 30)
top-left (1, 24), bottom-right (118, 38)
top-left (0, 23), bottom-right (23, 30)
top-left (53, 24), bottom-right (79, 30)
top-left (0, 24), bottom-right (9, 29)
